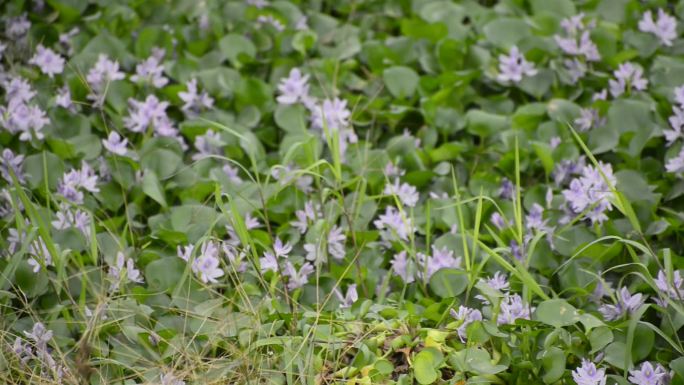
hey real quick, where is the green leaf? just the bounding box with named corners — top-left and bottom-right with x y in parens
top-left (428, 268), bottom-right (468, 298)
top-left (413, 349), bottom-right (441, 384)
top-left (292, 30), bottom-right (318, 55)
top-left (483, 18), bottom-right (531, 48)
top-left (145, 257), bottom-right (185, 292)
top-left (466, 110), bottom-right (509, 137)
top-left (219, 34), bottom-right (256, 67)
top-left (530, 0), bottom-right (575, 16)
top-left (383, 66), bottom-right (420, 99)
top-left (142, 170), bottom-right (168, 207)
top-left (589, 327), bottom-right (614, 353)
top-left (274, 104), bottom-right (307, 133)
top-left (541, 347), bottom-right (566, 384)
top-left (534, 299), bottom-right (580, 327)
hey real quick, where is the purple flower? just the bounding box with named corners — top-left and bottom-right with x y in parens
top-left (5, 77), bottom-right (36, 102)
top-left (124, 95), bottom-right (182, 145)
top-left (291, 201), bottom-right (320, 234)
top-left (259, 251), bottom-right (278, 273)
top-left (374, 205), bottom-right (415, 242)
top-left (273, 237), bottom-right (293, 258)
top-left (417, 245), bottom-right (461, 280)
top-left (191, 241), bottom-right (225, 283)
top-left (552, 157), bottom-right (585, 186)
top-left (283, 262), bottom-right (314, 290)
top-left (178, 79), bottom-right (214, 116)
top-left (296, 16), bottom-right (308, 30)
top-left (499, 178), bottom-right (514, 199)
top-left (510, 239), bottom-right (524, 261)
top-left (674, 85), bottom-right (684, 107)
top-left (108, 252), bottom-right (144, 290)
top-left (598, 286), bottom-right (646, 321)
top-left (86, 55), bottom-right (126, 106)
top-left (24, 322), bottom-right (53, 349)
top-left (221, 243), bottom-right (248, 273)
top-left (51, 204), bottom-right (91, 237)
top-left (57, 162), bottom-right (100, 204)
top-left (384, 179), bottom-right (419, 207)
top-left (0, 148), bottom-right (25, 184)
top-left (484, 272), bottom-right (510, 291)
top-left (497, 46), bottom-right (538, 84)
top-left (102, 131), bottom-right (129, 156)
top-left (490, 212), bottom-right (508, 230)
top-left (639, 9), bottom-right (677, 47)
top-left (328, 225), bottom-right (346, 260)
top-left (333, 284), bottom-right (358, 308)
top-left (310, 98), bottom-right (358, 159)
top-left (572, 359), bottom-right (607, 385)
top-left (55, 86), bottom-right (74, 110)
top-left (223, 164), bottom-right (243, 185)
top-left (654, 270), bottom-right (684, 301)
top-left (177, 244), bottom-right (193, 262)
top-left (564, 58), bottom-right (587, 83)
top-left (666, 147), bottom-right (684, 173)
top-left (131, 54), bottom-right (168, 88)
top-left (575, 108), bottom-right (603, 132)
top-left (192, 129), bottom-right (223, 161)
top-left (28, 45), bottom-right (65, 78)
top-left (628, 361), bottom-right (668, 385)
top-left (160, 373), bottom-right (186, 385)
top-left (525, 203), bottom-right (548, 232)
top-left (497, 293), bottom-right (533, 325)
top-left (59, 27), bottom-right (80, 55)
top-left (257, 15), bottom-right (285, 32)
top-left (450, 306), bottom-right (482, 342)
top-left (562, 162), bottom-right (616, 224)
top-left (6, 14), bottom-right (31, 38)
top-left (666, 107), bottom-right (684, 146)
top-left (277, 68), bottom-right (311, 105)
top-left (310, 97), bottom-right (351, 131)
top-left (391, 251), bottom-right (414, 283)
top-left (609, 62), bottom-right (648, 98)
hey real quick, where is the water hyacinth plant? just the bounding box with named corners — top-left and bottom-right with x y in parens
top-left (1, 0), bottom-right (684, 384)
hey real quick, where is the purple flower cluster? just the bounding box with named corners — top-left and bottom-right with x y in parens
top-left (57, 162), bottom-right (100, 204)
top-left (598, 286), bottom-right (646, 321)
top-left (416, 245), bottom-right (462, 280)
top-left (374, 205), bottom-right (415, 242)
top-left (131, 51), bottom-right (168, 88)
top-left (609, 62), bottom-right (648, 98)
top-left (654, 270), bottom-right (683, 302)
top-left (0, 77), bottom-right (49, 141)
top-left (629, 361), bottom-right (670, 385)
top-left (572, 359), bottom-right (607, 385)
top-left (383, 179), bottom-right (419, 207)
top-left (108, 252), bottom-right (144, 291)
top-left (555, 13), bottom-right (601, 65)
top-left (450, 305), bottom-right (482, 342)
top-left (497, 293), bottom-right (534, 325)
top-left (178, 78), bottom-right (214, 116)
top-left (574, 108), bottom-right (604, 132)
top-left (13, 322), bottom-right (68, 381)
top-left (638, 9), bottom-right (677, 47)
top-left (562, 161), bottom-right (616, 224)
top-left (497, 46), bottom-right (538, 84)
top-left (28, 45), bottom-right (65, 78)
top-left (86, 54), bottom-right (126, 107)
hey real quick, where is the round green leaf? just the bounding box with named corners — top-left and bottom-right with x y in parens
top-left (428, 268), bottom-right (468, 298)
top-left (534, 299), bottom-right (580, 327)
top-left (383, 66), bottom-right (419, 99)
